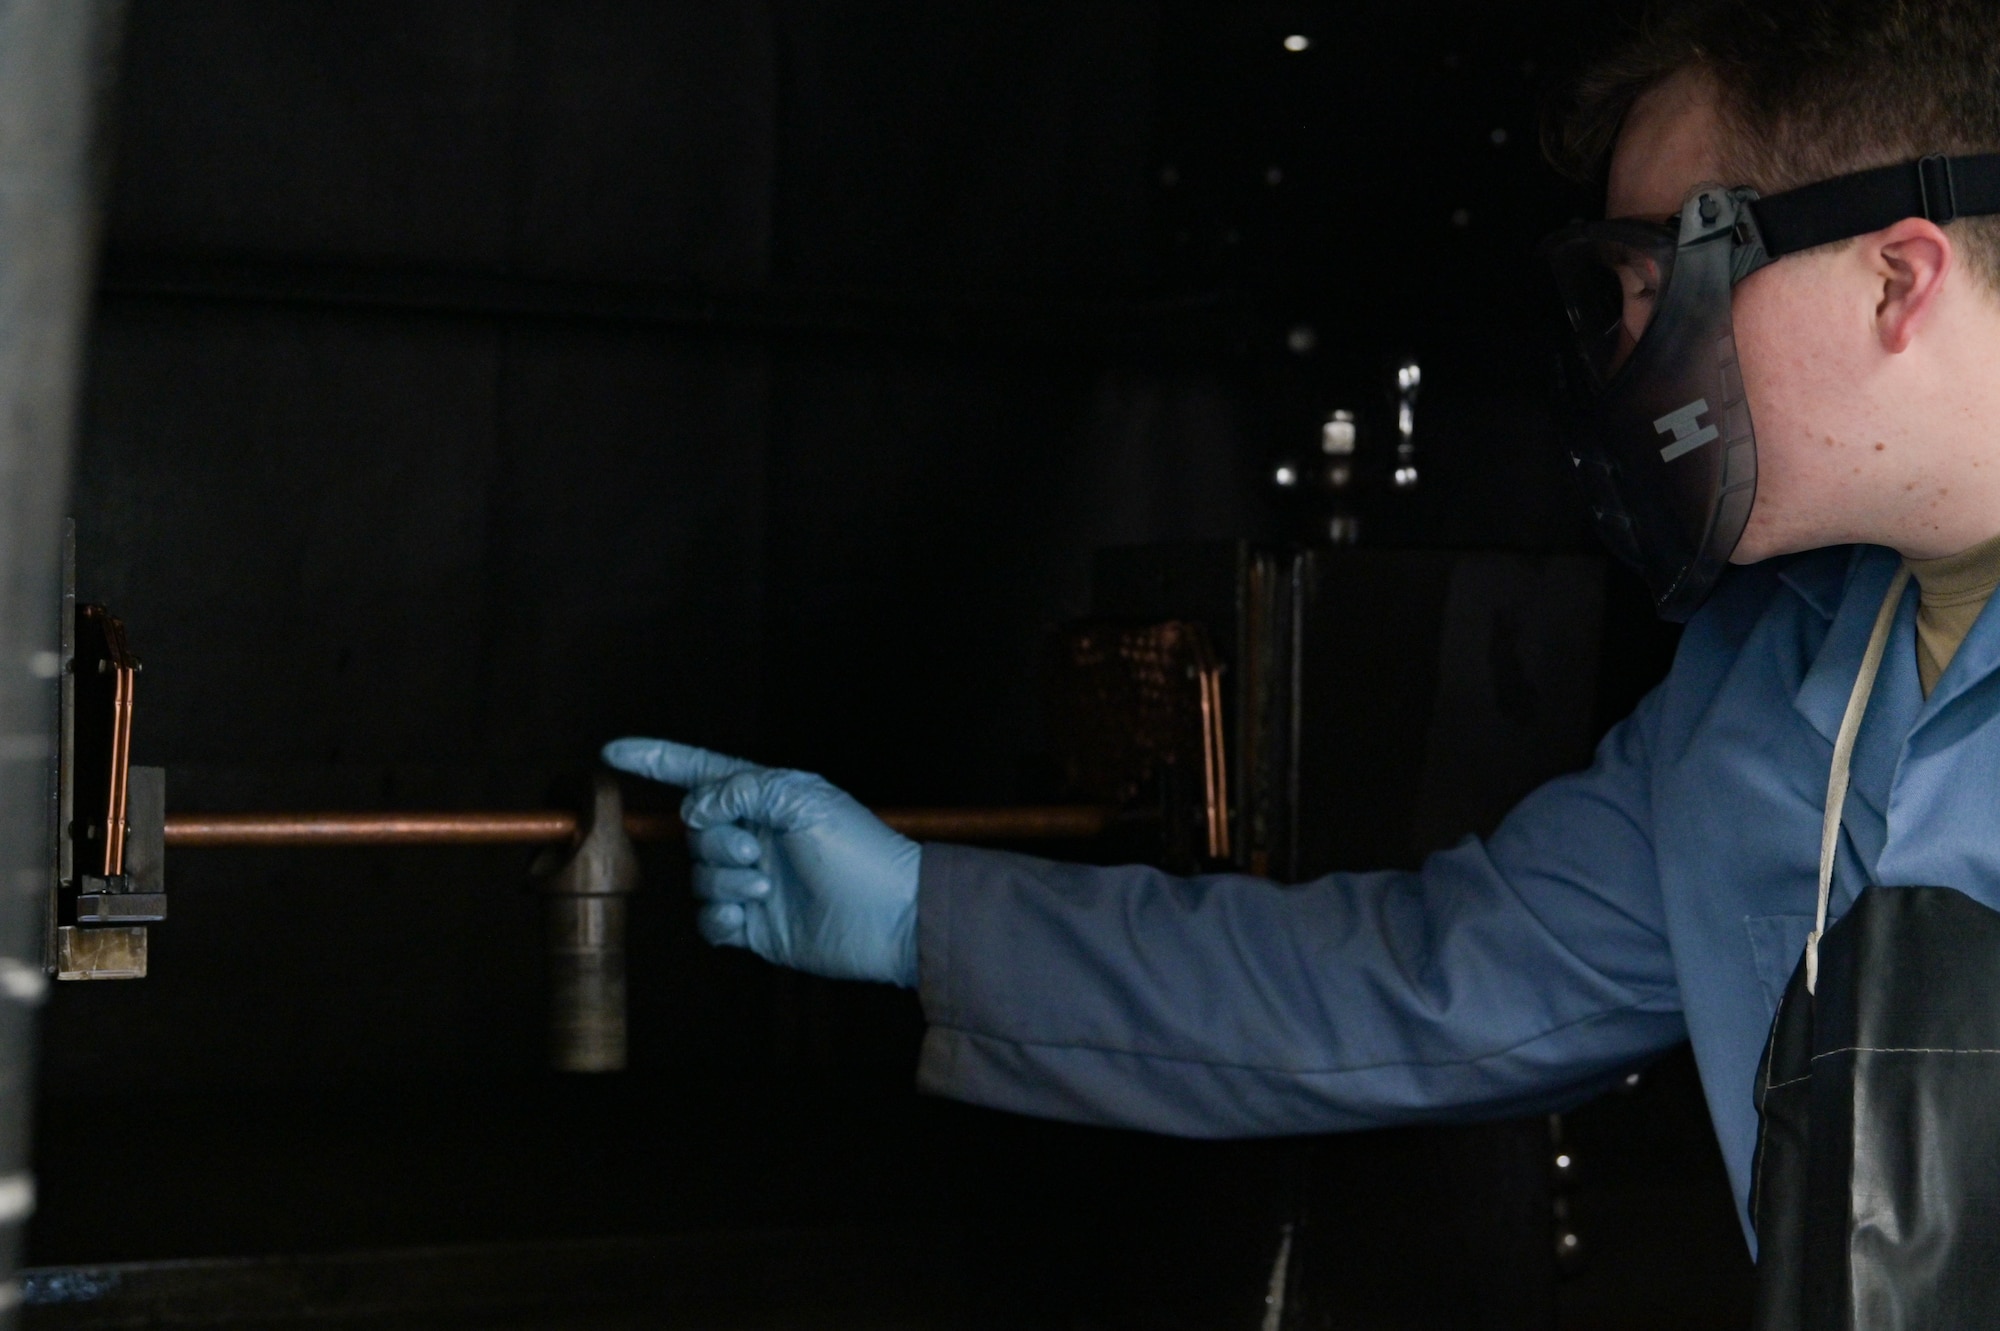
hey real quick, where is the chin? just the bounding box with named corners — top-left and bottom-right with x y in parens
top-left (1728, 531), bottom-right (1784, 565)
top-left (1728, 502), bottom-right (1833, 565)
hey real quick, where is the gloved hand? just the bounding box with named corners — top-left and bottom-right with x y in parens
top-left (600, 738), bottom-right (921, 987)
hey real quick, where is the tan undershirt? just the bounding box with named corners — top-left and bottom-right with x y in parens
top-left (1904, 528), bottom-right (2000, 697)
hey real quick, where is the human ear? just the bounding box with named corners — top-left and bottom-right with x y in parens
top-left (1870, 218), bottom-right (1952, 355)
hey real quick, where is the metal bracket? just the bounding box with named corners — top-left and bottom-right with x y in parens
top-left (49, 521), bottom-right (166, 980)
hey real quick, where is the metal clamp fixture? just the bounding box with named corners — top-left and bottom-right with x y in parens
top-left (51, 523), bottom-right (168, 981)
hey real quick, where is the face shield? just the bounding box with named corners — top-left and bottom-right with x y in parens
top-left (1540, 152), bottom-right (2000, 622)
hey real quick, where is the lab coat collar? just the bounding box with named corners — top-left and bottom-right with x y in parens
top-left (1772, 546), bottom-right (1855, 623)
top-left (1777, 540), bottom-right (2000, 834)
top-left (1777, 542), bottom-right (2000, 738)
top-left (1789, 548), bottom-right (1922, 824)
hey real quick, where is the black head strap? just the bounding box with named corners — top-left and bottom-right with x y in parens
top-left (1749, 152), bottom-right (2000, 258)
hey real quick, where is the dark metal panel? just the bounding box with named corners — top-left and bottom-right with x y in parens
top-left (72, 302), bottom-right (502, 768)
top-left (771, 0), bottom-right (1158, 296)
top-left (0, 0), bottom-right (122, 1319)
top-left (105, 0), bottom-right (517, 267)
top-left (759, 346), bottom-right (1107, 801)
top-left (481, 325), bottom-right (771, 763)
top-left (511, 1), bottom-right (777, 287)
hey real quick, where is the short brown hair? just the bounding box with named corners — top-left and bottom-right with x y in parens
top-left (1550, 0), bottom-right (2000, 290)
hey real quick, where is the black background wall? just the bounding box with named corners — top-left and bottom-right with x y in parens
top-left (27, 2), bottom-right (1747, 1327)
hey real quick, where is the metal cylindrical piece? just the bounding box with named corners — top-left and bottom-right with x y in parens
top-left (536, 775), bottom-right (639, 1073)
top-left (545, 894), bottom-right (626, 1073)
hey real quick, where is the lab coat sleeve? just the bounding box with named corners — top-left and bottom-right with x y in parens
top-left (914, 688), bottom-right (1686, 1135)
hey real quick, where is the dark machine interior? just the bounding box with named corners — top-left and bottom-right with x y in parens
top-left (24, 3), bottom-right (1755, 1327)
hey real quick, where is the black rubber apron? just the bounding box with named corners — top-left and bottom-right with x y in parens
top-left (1751, 567), bottom-right (2000, 1328)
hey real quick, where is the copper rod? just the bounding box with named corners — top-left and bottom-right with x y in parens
top-left (875, 805), bottom-right (1113, 841)
top-left (161, 805), bottom-right (1113, 849)
top-left (163, 812), bottom-right (579, 847)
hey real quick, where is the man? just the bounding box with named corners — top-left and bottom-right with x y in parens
top-left (605, 0), bottom-right (2000, 1246)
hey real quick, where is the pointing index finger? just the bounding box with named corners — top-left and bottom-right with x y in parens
top-left (601, 737), bottom-right (764, 788)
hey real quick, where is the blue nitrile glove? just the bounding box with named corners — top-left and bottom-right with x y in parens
top-left (601, 738), bottom-right (921, 987)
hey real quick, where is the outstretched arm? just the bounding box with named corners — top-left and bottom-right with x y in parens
top-left (915, 691), bottom-right (1684, 1135)
top-left (607, 687), bottom-right (1682, 1137)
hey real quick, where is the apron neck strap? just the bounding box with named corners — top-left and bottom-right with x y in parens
top-left (1808, 565), bottom-right (1912, 994)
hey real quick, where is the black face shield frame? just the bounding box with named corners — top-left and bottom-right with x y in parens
top-left (1541, 152), bottom-right (2000, 622)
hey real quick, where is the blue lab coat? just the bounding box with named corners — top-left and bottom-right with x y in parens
top-left (913, 543), bottom-right (2000, 1241)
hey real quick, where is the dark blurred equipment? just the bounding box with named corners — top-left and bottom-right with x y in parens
top-left (1269, 358), bottom-right (1427, 548)
top-left (1392, 358), bottom-right (1422, 492)
top-left (1025, 540), bottom-right (1611, 1329)
top-left (1048, 620), bottom-right (1231, 870)
top-left (1054, 542), bottom-right (1607, 880)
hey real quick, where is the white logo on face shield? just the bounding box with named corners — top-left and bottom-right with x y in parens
top-left (1655, 399), bottom-right (1720, 463)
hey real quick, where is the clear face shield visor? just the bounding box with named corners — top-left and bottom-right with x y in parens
top-left (1540, 187), bottom-right (1766, 621)
top-left (1545, 220), bottom-right (1680, 383)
